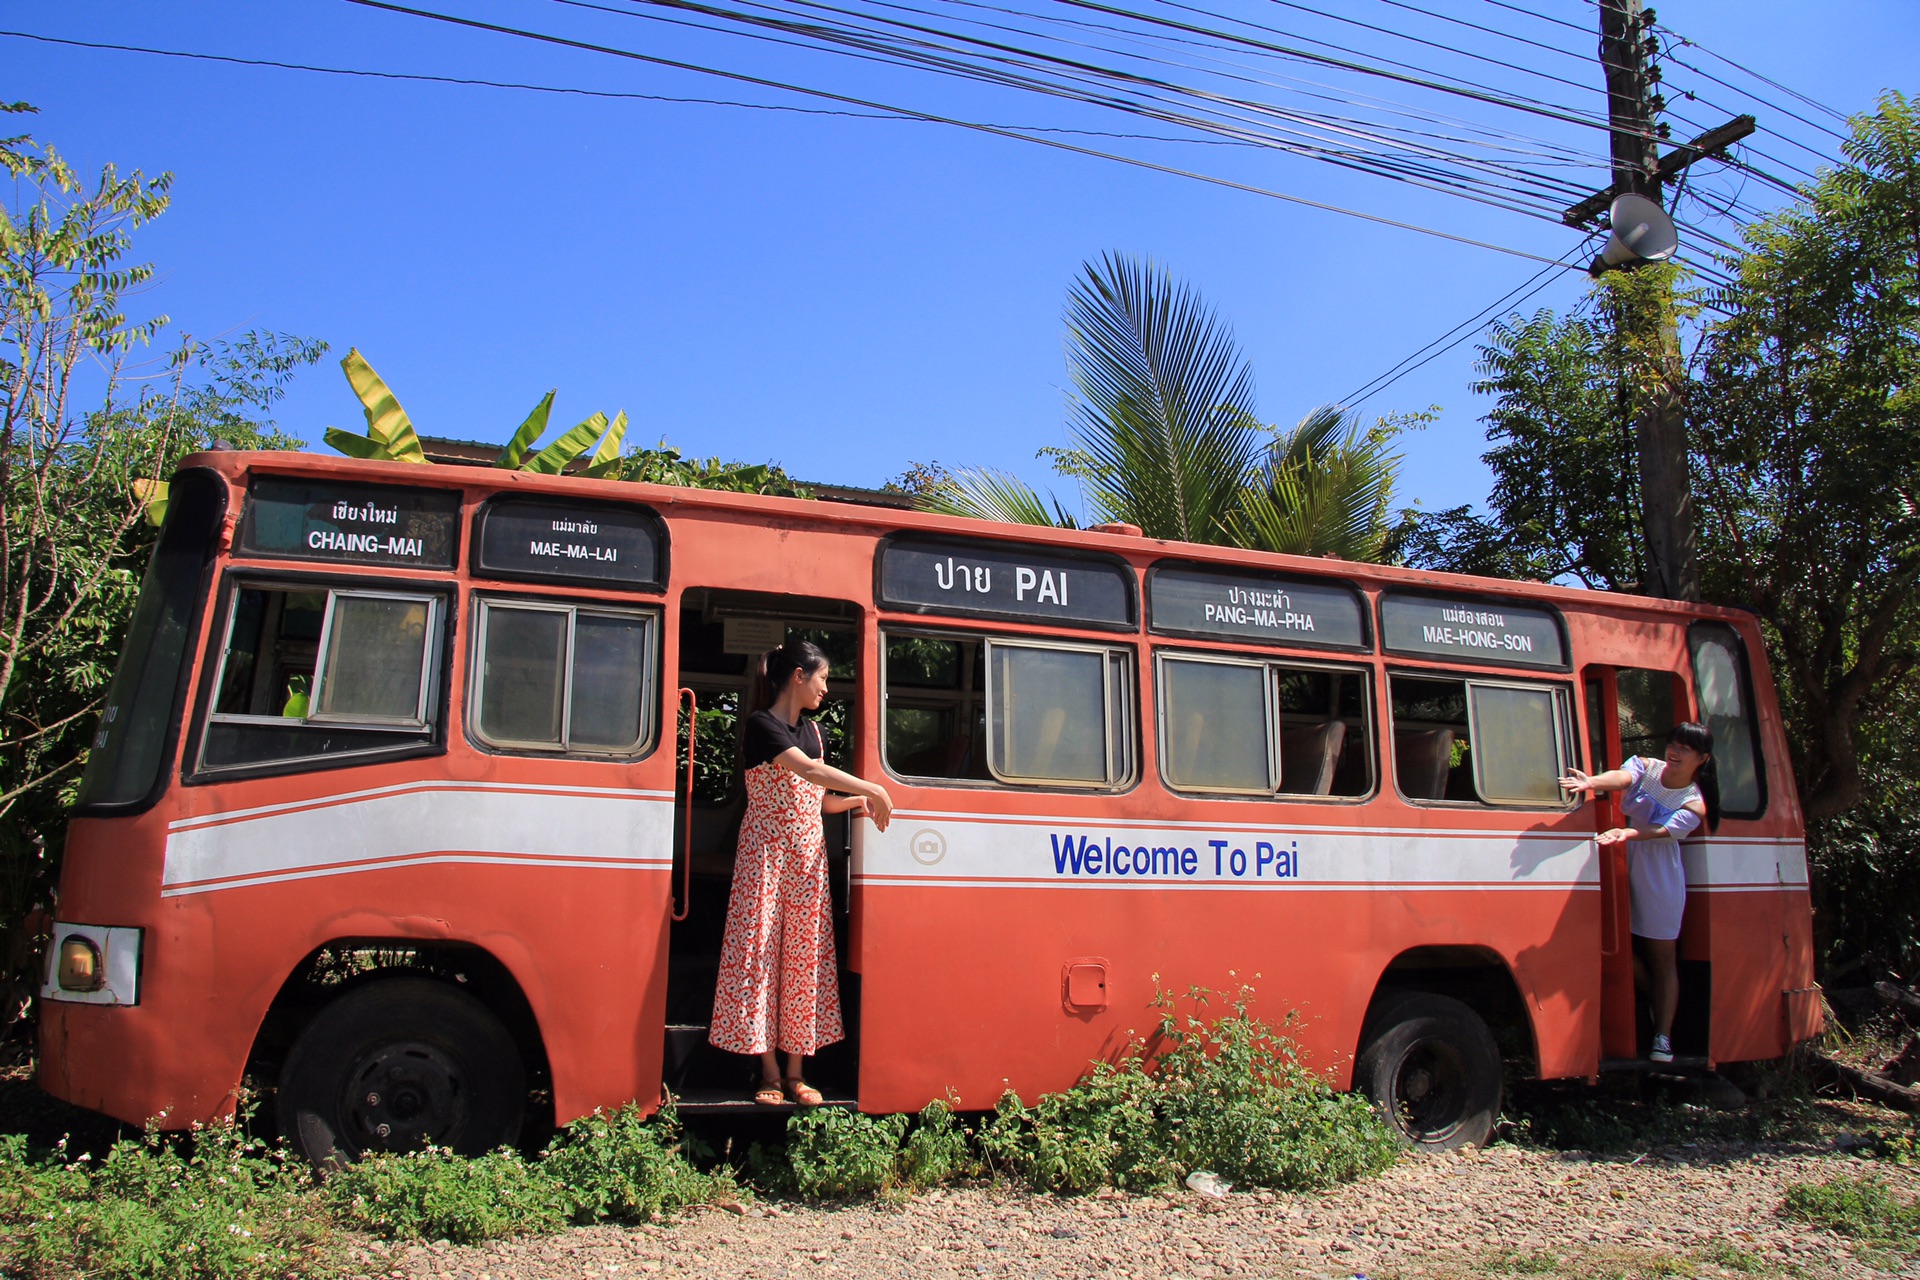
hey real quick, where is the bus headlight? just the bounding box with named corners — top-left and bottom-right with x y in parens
top-left (57, 937), bottom-right (104, 992)
top-left (41, 924), bottom-right (141, 1006)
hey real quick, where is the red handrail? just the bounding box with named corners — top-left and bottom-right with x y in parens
top-left (673, 687), bottom-right (695, 923)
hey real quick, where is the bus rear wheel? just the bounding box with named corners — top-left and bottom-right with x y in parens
top-left (277, 976), bottom-right (525, 1167)
top-left (1356, 992), bottom-right (1501, 1150)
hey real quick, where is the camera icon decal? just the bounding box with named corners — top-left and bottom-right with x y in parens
top-left (909, 828), bottom-right (947, 866)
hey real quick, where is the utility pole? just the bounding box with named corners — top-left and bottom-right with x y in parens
top-left (1564, 2), bottom-right (1752, 602)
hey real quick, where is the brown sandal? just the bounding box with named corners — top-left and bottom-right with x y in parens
top-left (784, 1077), bottom-right (824, 1107)
top-left (754, 1077), bottom-right (786, 1106)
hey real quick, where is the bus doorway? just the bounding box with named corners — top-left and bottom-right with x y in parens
top-left (1582, 665), bottom-right (1711, 1065)
top-left (664, 589), bottom-right (863, 1108)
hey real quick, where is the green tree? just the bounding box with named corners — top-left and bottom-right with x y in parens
top-left (0, 109), bottom-right (322, 1038)
top-left (1398, 93), bottom-right (1920, 969)
top-left (923, 253), bottom-right (1406, 560)
top-left (1692, 91), bottom-right (1920, 823)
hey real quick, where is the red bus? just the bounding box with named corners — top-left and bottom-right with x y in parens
top-left (39, 450), bottom-right (1819, 1160)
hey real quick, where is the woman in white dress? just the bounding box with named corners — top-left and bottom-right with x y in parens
top-left (1559, 722), bottom-right (1719, 1063)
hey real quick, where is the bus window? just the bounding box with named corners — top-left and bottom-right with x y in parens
top-left (1160, 656), bottom-right (1271, 793)
top-left (1156, 655), bottom-right (1372, 797)
top-left (472, 600), bottom-right (656, 754)
top-left (75, 468), bottom-right (227, 811)
top-left (198, 585), bottom-right (443, 773)
top-left (986, 639), bottom-right (1134, 788)
top-left (1391, 675), bottom-right (1572, 806)
top-left (1615, 668), bottom-right (1677, 762)
top-left (882, 633), bottom-right (989, 782)
top-left (1689, 623), bottom-right (1765, 816)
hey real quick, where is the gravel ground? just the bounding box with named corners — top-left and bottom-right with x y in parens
top-left (364, 1137), bottom-right (1920, 1280)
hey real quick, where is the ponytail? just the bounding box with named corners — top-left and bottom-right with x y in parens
top-left (750, 640), bottom-right (829, 711)
top-left (1667, 721), bottom-right (1720, 833)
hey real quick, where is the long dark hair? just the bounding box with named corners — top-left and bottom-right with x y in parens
top-left (1667, 721), bottom-right (1720, 833)
top-left (750, 639), bottom-right (829, 712)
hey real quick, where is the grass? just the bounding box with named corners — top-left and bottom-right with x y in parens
top-left (0, 984), bottom-right (1400, 1275)
top-left (1383, 1241), bottom-right (1798, 1279)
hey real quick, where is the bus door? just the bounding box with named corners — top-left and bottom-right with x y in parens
top-left (664, 589), bottom-right (863, 1106)
top-left (1582, 664), bottom-right (1707, 1062)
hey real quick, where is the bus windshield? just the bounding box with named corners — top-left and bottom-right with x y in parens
top-left (74, 469), bottom-right (226, 812)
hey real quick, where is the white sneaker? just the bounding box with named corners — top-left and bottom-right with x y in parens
top-left (1649, 1034), bottom-right (1674, 1063)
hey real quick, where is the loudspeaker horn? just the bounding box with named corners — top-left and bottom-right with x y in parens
top-left (1589, 192), bottom-right (1679, 276)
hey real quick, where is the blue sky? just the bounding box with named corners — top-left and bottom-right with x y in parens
top-left (4, 1), bottom-right (1912, 514)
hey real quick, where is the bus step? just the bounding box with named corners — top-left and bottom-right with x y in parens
top-left (1598, 1054), bottom-right (1713, 1074)
top-left (671, 1086), bottom-right (858, 1112)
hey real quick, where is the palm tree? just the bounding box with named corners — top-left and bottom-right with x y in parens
top-left (919, 253), bottom-right (1404, 562)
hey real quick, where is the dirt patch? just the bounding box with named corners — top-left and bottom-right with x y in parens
top-left (367, 1139), bottom-right (1917, 1280)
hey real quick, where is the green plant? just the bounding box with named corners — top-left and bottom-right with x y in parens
top-left (979, 985), bottom-right (1398, 1195)
top-left (785, 1106), bottom-right (909, 1198)
top-left (1780, 1171), bottom-right (1920, 1247)
top-left (1697, 1239), bottom-right (1767, 1273)
top-left (539, 1103), bottom-right (732, 1223)
top-left (0, 1125), bottom-right (343, 1279)
top-left (325, 1146), bottom-right (567, 1244)
top-left (899, 1099), bottom-right (975, 1188)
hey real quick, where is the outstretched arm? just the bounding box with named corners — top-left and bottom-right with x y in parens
top-left (1558, 765), bottom-right (1636, 796)
top-left (1597, 797), bottom-right (1707, 845)
top-left (773, 748), bottom-right (893, 831)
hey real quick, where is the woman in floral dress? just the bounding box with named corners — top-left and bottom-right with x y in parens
top-left (709, 641), bottom-right (893, 1106)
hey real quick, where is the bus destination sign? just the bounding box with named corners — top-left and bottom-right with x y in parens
top-left (879, 536), bottom-right (1134, 628)
top-left (475, 497), bottom-right (664, 590)
top-left (240, 479), bottom-right (459, 569)
top-left (1149, 565), bottom-right (1366, 649)
top-left (1380, 592), bottom-right (1565, 668)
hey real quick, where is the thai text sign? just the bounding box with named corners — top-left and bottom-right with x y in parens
top-left (475, 498), bottom-right (663, 589)
top-left (240, 479), bottom-right (459, 569)
top-left (1380, 592), bottom-right (1565, 667)
top-left (1149, 565), bottom-right (1366, 648)
top-left (878, 536), bottom-right (1134, 628)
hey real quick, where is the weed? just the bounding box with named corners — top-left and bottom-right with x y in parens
top-left (1779, 1171), bottom-right (1920, 1248)
top-left (898, 1099), bottom-right (976, 1188)
top-left (325, 1146), bottom-right (567, 1243)
top-left (1485, 1246), bottom-right (1561, 1273)
top-left (785, 1107), bottom-right (909, 1198)
top-left (0, 1124), bottom-right (343, 1279)
top-left (979, 985), bottom-right (1399, 1194)
top-left (540, 1103), bottom-right (732, 1224)
top-left (1695, 1238), bottom-right (1766, 1273)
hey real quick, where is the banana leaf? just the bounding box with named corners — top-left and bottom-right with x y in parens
top-left (131, 478), bottom-right (169, 528)
top-left (340, 348), bottom-right (426, 463)
top-left (524, 411), bottom-right (609, 475)
top-left (585, 410), bottom-right (628, 478)
top-left (497, 391), bottom-right (555, 469)
top-left (323, 425), bottom-right (389, 460)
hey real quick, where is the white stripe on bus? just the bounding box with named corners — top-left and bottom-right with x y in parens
top-left (160, 853), bottom-right (670, 898)
top-left (167, 779), bottom-right (675, 833)
top-left (162, 787), bottom-right (675, 891)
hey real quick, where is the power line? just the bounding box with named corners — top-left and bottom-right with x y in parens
top-left (339, 0), bottom-right (1589, 265)
top-left (1341, 236), bottom-right (1593, 409)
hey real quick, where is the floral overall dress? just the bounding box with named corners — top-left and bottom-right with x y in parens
top-left (708, 721), bottom-right (845, 1057)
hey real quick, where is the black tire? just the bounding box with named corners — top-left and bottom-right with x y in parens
top-left (276, 976), bottom-right (525, 1167)
top-left (1356, 991), bottom-right (1502, 1150)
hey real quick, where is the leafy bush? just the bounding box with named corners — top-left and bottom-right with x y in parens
top-left (325, 1147), bottom-right (566, 1244)
top-left (540, 1103), bottom-right (732, 1223)
top-left (898, 1099), bottom-right (975, 1188)
top-left (979, 986), bottom-right (1399, 1195)
top-left (785, 1107), bottom-right (909, 1198)
top-left (1780, 1171), bottom-right (1920, 1245)
top-left (0, 1125), bottom-right (341, 1279)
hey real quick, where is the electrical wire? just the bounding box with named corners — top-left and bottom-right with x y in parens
top-left (1341, 236), bottom-right (1595, 409)
top-left (337, 0), bottom-right (1591, 266)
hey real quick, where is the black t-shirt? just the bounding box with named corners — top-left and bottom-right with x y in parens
top-left (742, 710), bottom-right (823, 771)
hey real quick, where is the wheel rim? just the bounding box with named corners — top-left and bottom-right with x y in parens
top-left (340, 1041), bottom-right (469, 1154)
top-left (1392, 1036), bottom-right (1470, 1143)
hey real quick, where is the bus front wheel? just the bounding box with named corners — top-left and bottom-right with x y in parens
top-left (1356, 992), bottom-right (1501, 1150)
top-left (276, 976), bottom-right (525, 1167)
